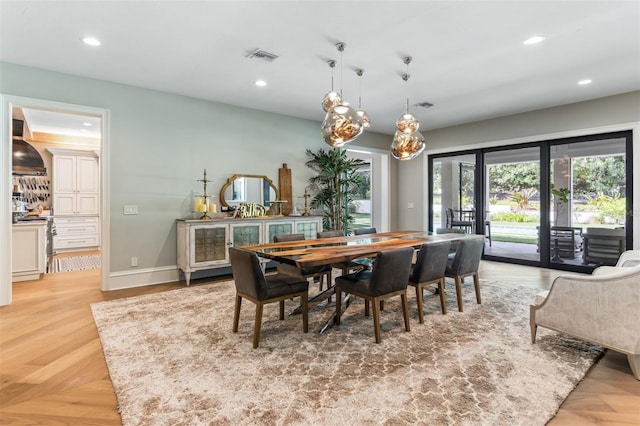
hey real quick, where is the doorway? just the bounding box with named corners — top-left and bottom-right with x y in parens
top-left (1, 95), bottom-right (109, 306)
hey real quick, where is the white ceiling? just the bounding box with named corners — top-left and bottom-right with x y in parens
top-left (1, 1), bottom-right (639, 136)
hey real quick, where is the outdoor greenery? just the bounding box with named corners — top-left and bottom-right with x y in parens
top-left (573, 155), bottom-right (626, 198)
top-left (489, 211), bottom-right (538, 223)
top-left (489, 162), bottom-right (539, 195)
top-left (305, 148), bottom-right (365, 233)
top-left (587, 193), bottom-right (626, 224)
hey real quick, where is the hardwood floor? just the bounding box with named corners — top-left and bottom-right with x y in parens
top-left (1, 261), bottom-right (638, 425)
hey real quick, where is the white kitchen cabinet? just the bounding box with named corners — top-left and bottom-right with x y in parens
top-left (12, 222), bottom-right (47, 282)
top-left (176, 216), bottom-right (322, 285)
top-left (47, 148), bottom-right (99, 216)
top-left (53, 216), bottom-right (100, 251)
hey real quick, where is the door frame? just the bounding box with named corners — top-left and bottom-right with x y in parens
top-left (427, 127), bottom-right (635, 273)
top-left (1, 94), bottom-right (110, 306)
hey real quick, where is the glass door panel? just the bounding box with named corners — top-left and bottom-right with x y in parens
top-left (549, 138), bottom-right (627, 266)
top-left (431, 154), bottom-right (476, 232)
top-left (484, 147), bottom-right (541, 262)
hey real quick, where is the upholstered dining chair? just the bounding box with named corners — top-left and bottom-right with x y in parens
top-left (317, 230), bottom-right (367, 277)
top-left (334, 247), bottom-right (414, 343)
top-left (408, 241), bottom-right (452, 321)
top-left (445, 236), bottom-right (485, 312)
top-left (274, 233), bottom-right (333, 292)
top-left (353, 227), bottom-right (377, 235)
top-left (229, 247), bottom-right (309, 348)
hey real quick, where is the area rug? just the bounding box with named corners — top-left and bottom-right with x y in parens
top-left (91, 279), bottom-right (604, 426)
top-left (48, 254), bottom-right (100, 273)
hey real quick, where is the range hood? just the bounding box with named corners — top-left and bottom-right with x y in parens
top-left (12, 119), bottom-right (47, 176)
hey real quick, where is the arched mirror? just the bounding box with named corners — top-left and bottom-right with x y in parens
top-left (219, 174), bottom-right (279, 210)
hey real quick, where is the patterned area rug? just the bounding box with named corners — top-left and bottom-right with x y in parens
top-left (91, 280), bottom-right (604, 425)
top-left (48, 255), bottom-right (101, 273)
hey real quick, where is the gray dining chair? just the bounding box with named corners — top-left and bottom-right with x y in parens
top-left (274, 233), bottom-right (333, 292)
top-left (408, 241), bottom-right (452, 321)
top-left (317, 230), bottom-right (366, 277)
top-left (229, 247), bottom-right (309, 348)
top-left (334, 247), bottom-right (414, 343)
top-left (445, 236), bottom-right (485, 312)
top-left (353, 227), bottom-right (377, 235)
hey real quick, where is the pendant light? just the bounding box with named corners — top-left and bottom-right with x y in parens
top-left (390, 56), bottom-right (425, 160)
top-left (321, 42), bottom-right (364, 148)
top-left (356, 69), bottom-right (370, 128)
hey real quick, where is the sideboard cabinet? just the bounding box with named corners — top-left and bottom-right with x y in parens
top-left (176, 216), bottom-right (322, 285)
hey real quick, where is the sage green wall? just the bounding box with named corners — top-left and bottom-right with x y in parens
top-left (396, 91), bottom-right (640, 231)
top-left (1, 61), bottom-right (393, 273)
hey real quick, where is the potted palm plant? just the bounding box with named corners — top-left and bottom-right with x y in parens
top-left (305, 148), bottom-right (365, 233)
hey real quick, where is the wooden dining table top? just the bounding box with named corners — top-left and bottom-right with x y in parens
top-left (243, 231), bottom-right (479, 268)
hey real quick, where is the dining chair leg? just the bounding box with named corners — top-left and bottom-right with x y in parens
top-left (455, 276), bottom-right (464, 312)
top-left (279, 300), bottom-right (285, 320)
top-left (335, 287), bottom-right (342, 325)
top-left (415, 285), bottom-right (424, 324)
top-left (438, 279), bottom-right (447, 315)
top-left (401, 292), bottom-right (410, 332)
top-left (372, 296), bottom-right (382, 343)
top-left (301, 293), bottom-right (309, 333)
top-left (473, 273), bottom-right (481, 304)
top-left (233, 294), bottom-right (242, 332)
top-left (365, 299), bottom-right (370, 317)
top-left (253, 302), bottom-right (264, 349)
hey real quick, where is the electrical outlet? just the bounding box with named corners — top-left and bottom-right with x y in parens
top-left (131, 257), bottom-right (138, 267)
top-left (124, 205), bottom-right (139, 215)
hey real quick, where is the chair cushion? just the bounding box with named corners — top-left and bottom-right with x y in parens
top-left (277, 262), bottom-right (331, 278)
top-left (334, 270), bottom-right (373, 294)
top-left (265, 274), bottom-right (309, 299)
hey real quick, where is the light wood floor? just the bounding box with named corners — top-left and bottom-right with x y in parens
top-left (1, 261), bottom-right (638, 425)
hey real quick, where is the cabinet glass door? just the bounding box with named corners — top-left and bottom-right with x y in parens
top-left (230, 223), bottom-right (262, 247)
top-left (267, 222), bottom-right (293, 243)
top-left (192, 226), bottom-right (227, 264)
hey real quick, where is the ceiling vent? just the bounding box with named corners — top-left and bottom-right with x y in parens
top-left (415, 101), bottom-right (435, 109)
top-left (247, 48), bottom-right (279, 62)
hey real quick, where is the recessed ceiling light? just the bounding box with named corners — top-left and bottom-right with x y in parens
top-left (82, 37), bottom-right (101, 46)
top-left (523, 35), bottom-right (545, 45)
top-left (578, 79), bottom-right (592, 85)
top-left (255, 80), bottom-right (267, 87)
top-left (80, 129), bottom-right (89, 133)
top-left (82, 122), bottom-right (93, 127)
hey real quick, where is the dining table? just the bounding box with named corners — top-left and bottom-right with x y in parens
top-left (244, 230), bottom-right (473, 268)
top-left (243, 230), bottom-right (476, 332)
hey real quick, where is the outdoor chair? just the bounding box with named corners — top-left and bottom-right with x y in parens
top-left (229, 247), bottom-right (309, 348)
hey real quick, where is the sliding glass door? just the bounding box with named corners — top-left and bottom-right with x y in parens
top-left (484, 147), bottom-right (541, 262)
top-left (428, 131), bottom-right (633, 272)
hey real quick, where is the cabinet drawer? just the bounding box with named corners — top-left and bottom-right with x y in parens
top-left (55, 223), bottom-right (99, 236)
top-left (54, 234), bottom-right (100, 250)
top-left (54, 216), bottom-right (99, 225)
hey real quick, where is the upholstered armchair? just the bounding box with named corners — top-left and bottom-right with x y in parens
top-left (530, 263), bottom-right (640, 380)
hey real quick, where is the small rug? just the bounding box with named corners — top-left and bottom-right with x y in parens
top-left (91, 280), bottom-right (604, 426)
top-left (48, 254), bottom-right (101, 273)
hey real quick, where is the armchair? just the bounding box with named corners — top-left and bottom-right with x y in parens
top-left (530, 264), bottom-right (640, 380)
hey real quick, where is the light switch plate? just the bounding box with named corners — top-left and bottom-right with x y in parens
top-left (124, 205), bottom-right (138, 215)
top-left (407, 202), bottom-right (415, 209)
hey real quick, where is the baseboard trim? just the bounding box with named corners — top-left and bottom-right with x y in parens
top-left (108, 265), bottom-right (181, 290)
